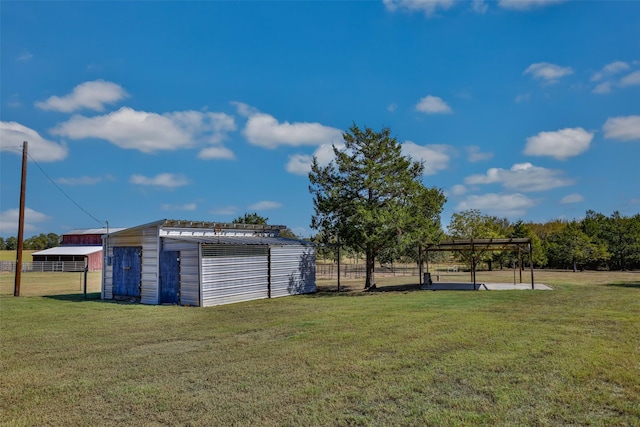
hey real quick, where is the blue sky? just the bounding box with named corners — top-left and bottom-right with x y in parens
top-left (1, 0), bottom-right (639, 238)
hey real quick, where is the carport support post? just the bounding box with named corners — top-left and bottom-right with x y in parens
top-left (529, 242), bottom-right (534, 290)
top-left (418, 245), bottom-right (423, 285)
top-left (518, 247), bottom-right (523, 283)
top-left (471, 243), bottom-right (477, 290)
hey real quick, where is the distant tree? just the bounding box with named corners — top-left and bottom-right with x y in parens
top-left (546, 221), bottom-right (609, 271)
top-left (510, 220), bottom-right (547, 268)
top-left (23, 233), bottom-right (61, 250)
top-left (232, 212), bottom-right (299, 239)
top-left (45, 233), bottom-right (61, 248)
top-left (600, 211), bottom-right (640, 270)
top-left (232, 212), bottom-right (269, 225)
top-left (278, 228), bottom-right (298, 239)
top-left (5, 236), bottom-right (17, 251)
top-left (447, 209), bottom-right (508, 271)
top-left (0, 237), bottom-right (5, 250)
top-left (309, 124), bottom-right (445, 289)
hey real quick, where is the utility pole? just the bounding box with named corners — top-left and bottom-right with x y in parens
top-left (14, 141), bottom-right (28, 297)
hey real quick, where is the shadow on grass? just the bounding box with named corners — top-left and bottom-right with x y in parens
top-left (314, 282), bottom-right (423, 296)
top-left (43, 292), bottom-right (102, 302)
top-left (605, 281), bottom-right (640, 289)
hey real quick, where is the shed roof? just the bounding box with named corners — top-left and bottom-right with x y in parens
top-left (65, 228), bottom-right (126, 235)
top-left (106, 219), bottom-right (287, 237)
top-left (164, 236), bottom-right (313, 246)
top-left (32, 246), bottom-right (103, 256)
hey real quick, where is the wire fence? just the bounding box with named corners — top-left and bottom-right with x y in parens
top-left (0, 261), bottom-right (87, 273)
top-left (316, 263), bottom-right (422, 279)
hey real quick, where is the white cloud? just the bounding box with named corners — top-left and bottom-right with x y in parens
top-left (52, 107), bottom-right (236, 156)
top-left (456, 193), bottom-right (536, 217)
top-left (472, 0), bottom-right (488, 13)
top-left (383, 0), bottom-right (455, 16)
top-left (466, 145), bottom-right (493, 162)
top-left (0, 121), bottom-right (68, 162)
top-left (248, 201), bottom-right (282, 211)
top-left (17, 51), bottom-right (33, 62)
top-left (231, 101), bottom-right (260, 117)
top-left (210, 206), bottom-right (238, 216)
top-left (198, 146), bottom-right (235, 160)
top-left (55, 175), bottom-right (115, 185)
top-left (0, 207), bottom-right (49, 235)
top-left (450, 184), bottom-right (467, 196)
top-left (524, 62), bottom-right (573, 84)
top-left (514, 93), bottom-right (531, 103)
top-left (286, 154), bottom-right (314, 175)
top-left (387, 103), bottom-right (398, 112)
top-left (619, 70), bottom-right (640, 87)
top-left (499, 0), bottom-right (566, 10)
top-left (603, 116), bottom-right (640, 141)
top-left (524, 127), bottom-right (593, 160)
top-left (35, 80), bottom-right (128, 112)
top-left (286, 142), bottom-right (346, 176)
top-left (592, 82), bottom-right (612, 94)
top-left (415, 95), bottom-right (452, 114)
top-left (402, 141), bottom-right (452, 175)
top-left (240, 111), bottom-right (343, 149)
top-left (130, 173), bottom-right (190, 189)
top-left (561, 193), bottom-right (584, 204)
top-left (161, 203), bottom-right (197, 211)
top-left (465, 162), bottom-right (574, 192)
top-left (591, 61), bottom-right (630, 82)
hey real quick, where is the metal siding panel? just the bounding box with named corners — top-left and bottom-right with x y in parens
top-left (270, 246), bottom-right (316, 297)
top-left (201, 255), bottom-right (268, 307)
top-left (179, 247), bottom-right (200, 306)
top-left (140, 228), bottom-right (159, 305)
top-left (102, 244), bottom-right (113, 299)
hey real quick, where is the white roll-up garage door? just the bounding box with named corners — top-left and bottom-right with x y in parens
top-left (201, 244), bottom-right (269, 307)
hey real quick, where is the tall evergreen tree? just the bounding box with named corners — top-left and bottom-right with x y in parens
top-left (309, 124), bottom-right (445, 289)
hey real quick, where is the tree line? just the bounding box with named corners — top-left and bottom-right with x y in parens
top-left (447, 209), bottom-right (640, 271)
top-left (0, 233), bottom-right (61, 251)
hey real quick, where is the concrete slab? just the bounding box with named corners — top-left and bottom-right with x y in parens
top-left (421, 282), bottom-right (552, 291)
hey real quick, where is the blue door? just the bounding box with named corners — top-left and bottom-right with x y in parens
top-left (160, 250), bottom-right (180, 304)
top-left (113, 247), bottom-right (142, 297)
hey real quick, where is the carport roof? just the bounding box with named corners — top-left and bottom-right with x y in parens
top-left (32, 246), bottom-right (103, 256)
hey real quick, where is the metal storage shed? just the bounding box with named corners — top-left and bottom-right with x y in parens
top-left (101, 219), bottom-right (316, 307)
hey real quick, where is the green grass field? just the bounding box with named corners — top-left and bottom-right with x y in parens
top-left (1, 270), bottom-right (639, 425)
top-left (0, 250), bottom-right (34, 262)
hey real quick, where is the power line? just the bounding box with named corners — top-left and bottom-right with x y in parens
top-left (26, 150), bottom-right (105, 227)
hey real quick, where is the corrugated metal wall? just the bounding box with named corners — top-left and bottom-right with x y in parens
top-left (102, 242), bottom-right (113, 300)
top-left (270, 246), bottom-right (316, 297)
top-left (201, 244), bottom-right (269, 307)
top-left (163, 239), bottom-right (200, 306)
top-left (140, 227), bottom-right (160, 304)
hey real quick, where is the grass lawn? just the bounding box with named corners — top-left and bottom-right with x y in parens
top-left (1, 271), bottom-right (639, 426)
top-left (0, 250), bottom-right (34, 262)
